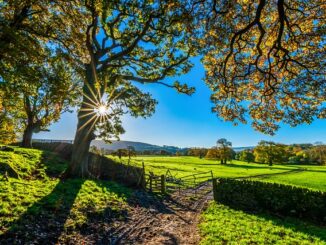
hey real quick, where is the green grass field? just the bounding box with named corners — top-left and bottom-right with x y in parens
top-left (200, 202), bottom-right (326, 244)
top-left (1, 148), bottom-right (325, 243)
top-left (114, 156), bottom-right (326, 192)
top-left (0, 147), bottom-right (131, 242)
top-left (121, 156), bottom-right (326, 244)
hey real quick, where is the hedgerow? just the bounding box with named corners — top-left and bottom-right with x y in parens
top-left (214, 178), bottom-right (326, 225)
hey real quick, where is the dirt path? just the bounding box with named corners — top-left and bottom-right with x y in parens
top-left (108, 169), bottom-right (305, 244)
top-left (111, 182), bottom-right (213, 245)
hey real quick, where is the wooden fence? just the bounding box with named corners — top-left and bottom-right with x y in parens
top-left (143, 169), bottom-right (214, 195)
top-left (31, 142), bottom-right (145, 187)
top-left (21, 142), bottom-right (214, 193)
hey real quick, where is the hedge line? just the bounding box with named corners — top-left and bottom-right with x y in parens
top-left (214, 178), bottom-right (326, 225)
top-left (31, 142), bottom-right (144, 187)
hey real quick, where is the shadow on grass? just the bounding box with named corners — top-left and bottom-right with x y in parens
top-left (0, 179), bottom-right (136, 244)
top-left (0, 178), bottom-right (84, 244)
top-left (1, 149), bottom-right (193, 244)
top-left (0, 151), bottom-right (131, 244)
top-left (222, 163), bottom-right (298, 171)
top-left (300, 169), bottom-right (326, 174)
top-left (252, 210), bottom-right (326, 242)
top-left (41, 151), bottom-right (69, 177)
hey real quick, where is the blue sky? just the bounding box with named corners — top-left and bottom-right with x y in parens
top-left (35, 57), bottom-right (326, 147)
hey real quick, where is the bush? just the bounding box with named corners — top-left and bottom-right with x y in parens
top-left (214, 178), bottom-right (326, 225)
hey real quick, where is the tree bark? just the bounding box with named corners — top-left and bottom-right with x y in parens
top-left (21, 124), bottom-right (34, 148)
top-left (66, 64), bottom-right (99, 178)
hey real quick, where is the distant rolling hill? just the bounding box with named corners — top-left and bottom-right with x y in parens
top-left (91, 140), bottom-right (185, 153)
top-left (232, 146), bottom-right (255, 152)
top-left (91, 140), bottom-right (253, 153)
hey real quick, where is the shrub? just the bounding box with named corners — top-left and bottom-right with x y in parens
top-left (214, 178), bottom-right (326, 225)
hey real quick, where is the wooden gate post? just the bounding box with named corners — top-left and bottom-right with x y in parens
top-left (149, 173), bottom-right (153, 192)
top-left (141, 161), bottom-right (146, 188)
top-left (212, 178), bottom-right (218, 202)
top-left (161, 174), bottom-right (166, 194)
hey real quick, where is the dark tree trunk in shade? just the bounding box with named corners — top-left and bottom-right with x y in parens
top-left (66, 64), bottom-right (99, 177)
top-left (21, 124), bottom-right (34, 148)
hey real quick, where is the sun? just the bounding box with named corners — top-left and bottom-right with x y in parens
top-left (94, 104), bottom-right (108, 116)
top-left (98, 105), bottom-right (107, 114)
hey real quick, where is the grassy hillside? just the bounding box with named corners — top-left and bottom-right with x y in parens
top-left (0, 147), bottom-right (131, 243)
top-left (115, 156), bottom-right (326, 191)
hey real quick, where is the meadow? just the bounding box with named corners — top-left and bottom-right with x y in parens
top-left (117, 155), bottom-right (326, 243)
top-left (0, 147), bottom-right (131, 243)
top-left (1, 148), bottom-right (325, 244)
top-left (114, 156), bottom-right (326, 192)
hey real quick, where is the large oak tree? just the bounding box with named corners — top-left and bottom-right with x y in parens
top-left (64, 1), bottom-right (198, 177)
top-left (1, 0), bottom-right (325, 178)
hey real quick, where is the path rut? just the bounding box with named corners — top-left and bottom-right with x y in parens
top-left (111, 182), bottom-right (213, 245)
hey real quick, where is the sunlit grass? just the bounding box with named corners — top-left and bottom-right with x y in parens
top-left (257, 170), bottom-right (326, 192)
top-left (200, 202), bottom-right (326, 244)
top-left (0, 148), bottom-right (131, 238)
top-left (113, 156), bottom-right (326, 191)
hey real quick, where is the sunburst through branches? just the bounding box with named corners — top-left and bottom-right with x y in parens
top-left (77, 84), bottom-right (113, 137)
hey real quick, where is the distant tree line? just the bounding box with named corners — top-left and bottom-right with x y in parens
top-left (90, 138), bottom-right (325, 166)
top-left (234, 141), bottom-right (326, 166)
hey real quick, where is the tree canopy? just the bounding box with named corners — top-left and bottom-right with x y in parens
top-left (1, 51), bottom-right (79, 147)
top-left (202, 0), bottom-right (325, 134)
top-left (239, 150), bottom-right (255, 163)
top-left (0, 1), bottom-right (325, 176)
top-left (254, 141), bottom-right (287, 166)
top-left (0, 1), bottom-right (87, 72)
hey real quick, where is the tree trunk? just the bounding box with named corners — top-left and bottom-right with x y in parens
top-left (66, 64), bottom-right (100, 178)
top-left (21, 124), bottom-right (34, 148)
top-left (67, 124), bottom-right (94, 177)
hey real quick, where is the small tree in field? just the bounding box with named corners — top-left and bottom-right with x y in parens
top-left (216, 138), bottom-right (232, 164)
top-left (254, 141), bottom-right (286, 166)
top-left (239, 150), bottom-right (255, 163)
top-left (205, 147), bottom-right (220, 160)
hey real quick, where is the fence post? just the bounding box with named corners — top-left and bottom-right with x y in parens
top-left (149, 174), bottom-right (153, 192)
top-left (141, 161), bottom-right (146, 188)
top-left (161, 174), bottom-right (166, 194)
top-left (212, 178), bottom-right (218, 202)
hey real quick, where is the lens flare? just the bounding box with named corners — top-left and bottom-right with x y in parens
top-left (78, 84), bottom-right (111, 137)
top-left (94, 104), bottom-right (108, 116)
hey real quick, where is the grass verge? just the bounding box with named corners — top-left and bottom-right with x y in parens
top-left (200, 202), bottom-right (326, 245)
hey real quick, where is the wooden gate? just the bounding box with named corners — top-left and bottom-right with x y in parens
top-left (143, 169), bottom-right (214, 197)
top-left (165, 170), bottom-right (214, 196)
